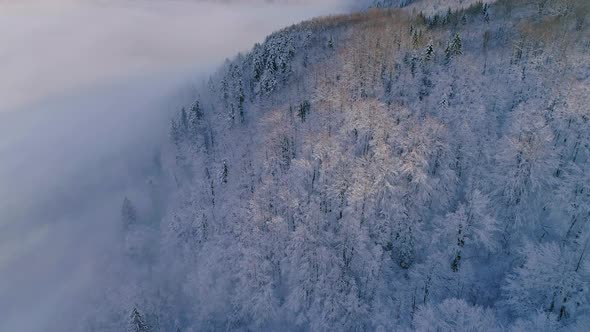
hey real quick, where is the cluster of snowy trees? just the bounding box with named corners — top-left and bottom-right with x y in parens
top-left (82, 0), bottom-right (590, 331)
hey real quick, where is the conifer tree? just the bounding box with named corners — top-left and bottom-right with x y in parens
top-left (128, 307), bottom-right (150, 332)
top-left (121, 197), bottom-right (137, 230)
top-left (425, 43), bottom-right (434, 61)
top-left (445, 33), bottom-right (463, 62)
top-left (221, 160), bottom-right (228, 184)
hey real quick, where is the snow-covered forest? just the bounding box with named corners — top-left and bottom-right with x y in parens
top-left (84, 0), bottom-right (589, 330)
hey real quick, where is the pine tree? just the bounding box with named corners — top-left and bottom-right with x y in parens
top-left (190, 100), bottom-right (203, 124)
top-left (188, 101), bottom-right (203, 143)
top-left (221, 160), bottom-right (228, 184)
top-left (425, 43), bottom-right (434, 61)
top-left (445, 33), bottom-right (463, 62)
top-left (237, 78), bottom-right (245, 124)
top-left (451, 33), bottom-right (462, 55)
top-left (121, 197), bottom-right (137, 230)
top-left (128, 307), bottom-right (150, 332)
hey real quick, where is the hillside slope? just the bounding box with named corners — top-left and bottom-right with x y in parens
top-left (89, 0), bottom-right (590, 331)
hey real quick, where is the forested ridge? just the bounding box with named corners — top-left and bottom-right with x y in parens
top-left (87, 0), bottom-right (590, 331)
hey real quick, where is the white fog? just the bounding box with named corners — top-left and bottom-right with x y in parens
top-left (0, 1), bottom-right (350, 330)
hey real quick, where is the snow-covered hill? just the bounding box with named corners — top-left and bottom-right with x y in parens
top-left (87, 0), bottom-right (590, 330)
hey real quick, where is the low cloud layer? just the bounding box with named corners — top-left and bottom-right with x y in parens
top-left (0, 1), bottom-right (351, 330)
top-left (0, 0), bottom-right (351, 112)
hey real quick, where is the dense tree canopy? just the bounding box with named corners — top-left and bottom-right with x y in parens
top-left (83, 0), bottom-right (590, 330)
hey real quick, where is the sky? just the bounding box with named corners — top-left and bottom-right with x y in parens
top-left (0, 1), bottom-right (352, 330)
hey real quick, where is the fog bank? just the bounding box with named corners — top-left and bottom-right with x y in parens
top-left (0, 0), bottom-right (350, 112)
top-left (0, 1), bottom-right (351, 330)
